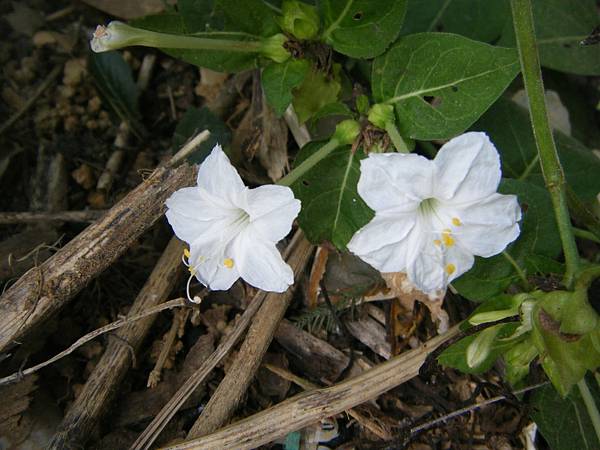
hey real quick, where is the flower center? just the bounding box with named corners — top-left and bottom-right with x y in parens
top-left (418, 197), bottom-right (438, 216)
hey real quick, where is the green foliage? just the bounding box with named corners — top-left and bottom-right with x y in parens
top-left (401, 0), bottom-right (510, 43)
top-left (454, 179), bottom-right (561, 301)
top-left (132, 12), bottom-right (261, 72)
top-left (262, 59), bottom-right (311, 116)
top-left (372, 33), bottom-right (520, 140)
top-left (499, 0), bottom-right (600, 76)
top-left (215, 0), bottom-right (280, 36)
top-left (172, 106), bottom-right (231, 163)
top-left (290, 142), bottom-right (373, 249)
top-left (319, 0), bottom-right (407, 58)
top-left (292, 65), bottom-right (342, 123)
top-left (531, 379), bottom-right (600, 450)
top-left (88, 51), bottom-right (144, 138)
top-left (474, 98), bottom-right (600, 202)
top-left (277, 0), bottom-right (320, 40)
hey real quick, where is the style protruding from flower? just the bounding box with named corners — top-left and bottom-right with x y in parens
top-left (347, 132), bottom-right (521, 294)
top-left (166, 145), bottom-right (301, 298)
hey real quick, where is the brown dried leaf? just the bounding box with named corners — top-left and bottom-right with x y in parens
top-left (0, 374), bottom-right (38, 447)
top-left (381, 272), bottom-right (449, 333)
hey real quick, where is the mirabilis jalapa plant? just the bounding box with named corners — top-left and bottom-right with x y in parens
top-left (91, 0), bottom-right (600, 443)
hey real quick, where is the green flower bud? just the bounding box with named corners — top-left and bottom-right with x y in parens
top-left (277, 0), bottom-right (320, 40)
top-left (466, 324), bottom-right (502, 369)
top-left (355, 95), bottom-right (370, 115)
top-left (260, 34), bottom-right (291, 63)
top-left (367, 103), bottom-right (394, 129)
top-left (91, 21), bottom-right (146, 53)
top-left (332, 119), bottom-right (360, 146)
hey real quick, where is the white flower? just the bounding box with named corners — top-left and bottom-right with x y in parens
top-left (165, 145), bottom-right (301, 295)
top-left (347, 132), bottom-right (521, 294)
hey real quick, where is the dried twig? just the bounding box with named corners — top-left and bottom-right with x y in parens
top-left (131, 231), bottom-right (308, 450)
top-left (0, 297), bottom-right (188, 386)
top-left (264, 364), bottom-right (392, 440)
top-left (0, 159), bottom-right (196, 353)
top-left (48, 238), bottom-right (189, 449)
top-left (186, 233), bottom-right (313, 439)
top-left (0, 65), bottom-right (62, 137)
top-left (0, 210), bottom-right (105, 225)
top-left (160, 325), bottom-right (460, 450)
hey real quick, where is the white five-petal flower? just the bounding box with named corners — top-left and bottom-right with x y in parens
top-left (165, 145), bottom-right (301, 294)
top-left (347, 132), bottom-right (521, 294)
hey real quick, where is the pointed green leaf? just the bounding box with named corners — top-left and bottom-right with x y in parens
top-left (262, 59), bottom-right (310, 117)
top-left (319, 0), bottom-right (407, 58)
top-left (401, 0), bottom-right (510, 43)
top-left (372, 33), bottom-right (519, 140)
top-left (531, 378), bottom-right (600, 450)
top-left (499, 0), bottom-right (600, 76)
top-left (290, 142), bottom-right (373, 249)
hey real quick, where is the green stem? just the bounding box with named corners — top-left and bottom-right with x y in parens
top-left (501, 251), bottom-right (531, 291)
top-left (418, 140), bottom-right (438, 158)
top-left (277, 138), bottom-right (340, 187)
top-left (517, 154), bottom-right (539, 181)
top-left (577, 379), bottom-right (600, 446)
top-left (573, 227), bottom-right (600, 244)
top-left (510, 0), bottom-right (580, 288)
top-left (385, 121), bottom-right (410, 153)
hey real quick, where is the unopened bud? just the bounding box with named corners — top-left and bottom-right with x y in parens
top-left (278, 0), bottom-right (320, 40)
top-left (332, 119), bottom-right (360, 146)
top-left (367, 103), bottom-right (394, 129)
top-left (260, 34), bottom-right (291, 63)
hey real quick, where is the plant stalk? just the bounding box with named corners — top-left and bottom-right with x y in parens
top-left (577, 379), bottom-right (600, 446)
top-left (510, 0), bottom-right (580, 288)
top-left (277, 138), bottom-right (340, 186)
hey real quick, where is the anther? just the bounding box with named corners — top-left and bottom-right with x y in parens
top-left (452, 217), bottom-right (462, 226)
top-left (445, 263), bottom-right (456, 275)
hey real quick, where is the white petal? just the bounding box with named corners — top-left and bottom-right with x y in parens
top-left (189, 236), bottom-right (240, 291)
top-left (165, 187), bottom-right (239, 244)
top-left (245, 185), bottom-right (301, 242)
top-left (347, 213), bottom-right (416, 272)
top-left (357, 153), bottom-right (434, 213)
top-left (434, 132), bottom-right (501, 203)
top-left (196, 145), bottom-right (246, 201)
top-left (235, 232), bottom-right (293, 292)
top-left (451, 193), bottom-right (522, 257)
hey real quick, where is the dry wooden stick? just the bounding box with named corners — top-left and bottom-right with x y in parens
top-left (131, 230), bottom-right (308, 450)
top-left (0, 296), bottom-right (188, 386)
top-left (263, 364), bottom-right (392, 440)
top-left (47, 238), bottom-right (186, 449)
top-left (0, 210), bottom-right (105, 224)
top-left (161, 325), bottom-right (460, 450)
top-left (186, 234), bottom-right (314, 439)
top-left (0, 128), bottom-right (210, 354)
top-left (0, 161), bottom-right (195, 353)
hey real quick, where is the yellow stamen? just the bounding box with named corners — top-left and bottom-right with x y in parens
top-left (445, 263), bottom-right (456, 275)
top-left (183, 248), bottom-right (190, 258)
top-left (441, 230), bottom-right (455, 247)
top-left (452, 217), bottom-right (462, 226)
top-left (433, 239), bottom-right (442, 246)
top-left (223, 258), bottom-right (234, 269)
top-left (188, 266), bottom-right (196, 275)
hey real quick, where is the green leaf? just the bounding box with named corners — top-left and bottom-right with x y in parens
top-left (88, 51), bottom-right (144, 138)
top-left (178, 0), bottom-right (224, 32)
top-left (503, 337), bottom-right (538, 386)
top-left (173, 106), bottom-right (231, 163)
top-left (307, 101), bottom-right (354, 140)
top-left (531, 297), bottom-right (600, 396)
top-left (319, 0), bottom-right (407, 58)
top-left (215, 0), bottom-right (280, 37)
top-left (438, 323), bottom-right (518, 374)
top-left (499, 0), bottom-right (600, 76)
top-left (262, 59), bottom-right (310, 117)
top-left (454, 179), bottom-right (561, 301)
top-left (132, 12), bottom-right (262, 72)
top-left (474, 98), bottom-right (600, 202)
top-left (401, 0), bottom-right (510, 43)
top-left (531, 378), bottom-right (600, 450)
top-left (290, 142), bottom-right (373, 249)
top-left (292, 65), bottom-right (342, 123)
top-left (372, 33), bottom-right (520, 140)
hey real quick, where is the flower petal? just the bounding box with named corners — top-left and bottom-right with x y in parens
top-left (189, 236), bottom-right (240, 291)
top-left (433, 132), bottom-right (501, 203)
top-left (357, 153), bottom-right (434, 213)
top-left (235, 232), bottom-right (293, 292)
top-left (245, 185), bottom-right (301, 242)
top-left (196, 145), bottom-right (246, 201)
top-left (451, 193), bottom-right (522, 257)
top-left (347, 213), bottom-right (416, 272)
top-left (165, 187), bottom-right (239, 244)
